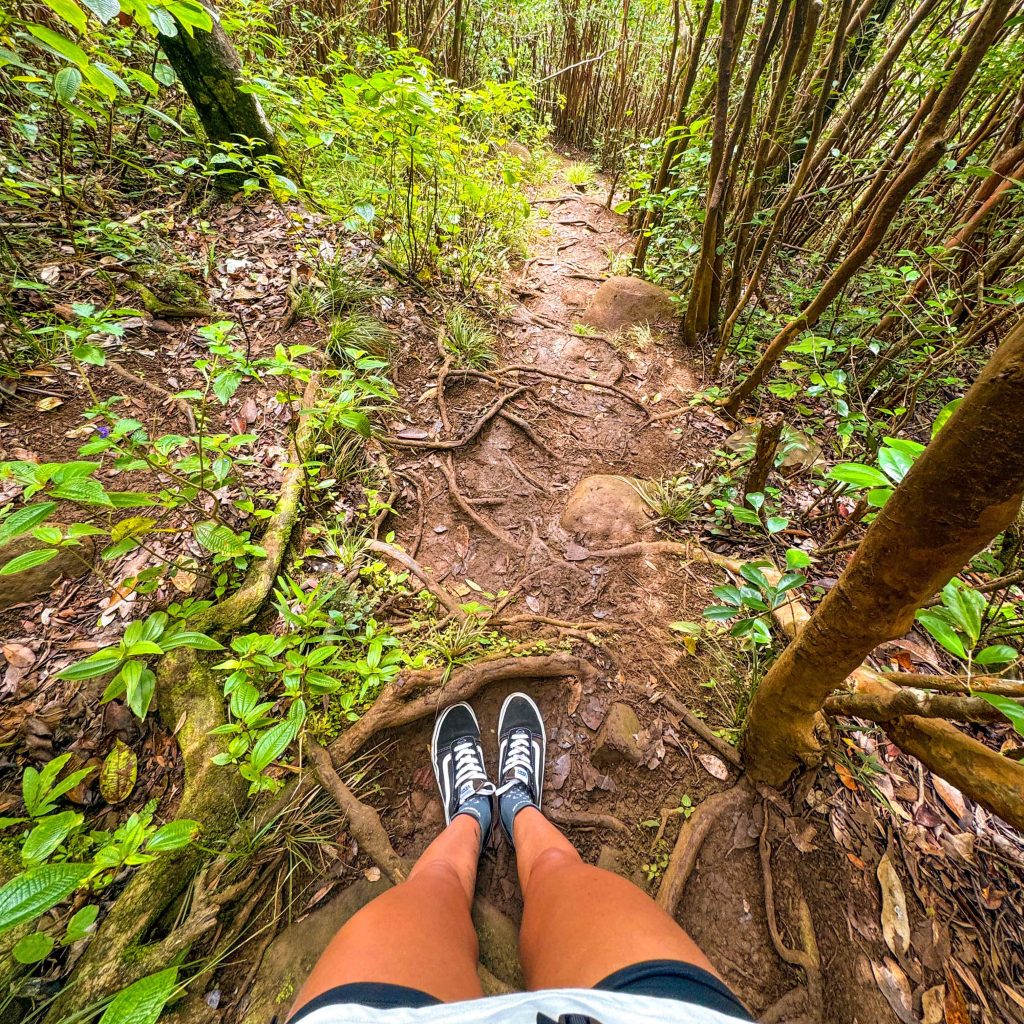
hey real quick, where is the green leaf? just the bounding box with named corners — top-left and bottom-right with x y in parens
top-left (106, 492), bottom-right (159, 508)
top-left (149, 7), bottom-right (178, 35)
top-left (248, 718), bottom-right (298, 772)
top-left (13, 931), bottom-right (55, 964)
top-left (54, 64), bottom-right (84, 103)
top-left (941, 581), bottom-right (985, 646)
top-left (194, 521), bottom-right (240, 554)
top-left (974, 644), bottom-right (1018, 666)
top-left (22, 811), bottom-right (83, 867)
top-left (26, 24), bottom-right (90, 68)
top-left (0, 502), bottom-right (57, 545)
top-left (81, 0), bottom-right (120, 21)
top-left (57, 651), bottom-right (121, 680)
top-left (738, 564), bottom-right (769, 590)
top-left (99, 967), bottom-right (178, 1024)
top-left (1, 548), bottom-right (59, 576)
top-left (916, 609), bottom-right (967, 659)
top-left (765, 516), bottom-right (789, 534)
top-left (43, 0), bottom-right (89, 33)
top-left (146, 819), bottom-right (200, 852)
top-left (785, 547), bottom-right (812, 570)
top-left (877, 445), bottom-right (916, 484)
top-left (126, 667), bottom-right (156, 720)
top-left (63, 903), bottom-right (99, 943)
top-left (99, 739), bottom-right (137, 804)
top-left (159, 631), bottom-right (223, 651)
top-left (0, 863), bottom-right (91, 934)
top-left (932, 398), bottom-right (961, 438)
top-left (976, 693), bottom-right (1024, 737)
top-left (212, 370), bottom-right (242, 405)
top-left (703, 606), bottom-right (737, 621)
top-left (826, 463), bottom-right (889, 489)
top-left (50, 478), bottom-right (113, 506)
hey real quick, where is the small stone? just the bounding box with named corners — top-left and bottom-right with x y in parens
top-left (596, 844), bottom-right (623, 874)
top-left (591, 702), bottom-right (644, 768)
top-left (561, 475), bottom-right (651, 546)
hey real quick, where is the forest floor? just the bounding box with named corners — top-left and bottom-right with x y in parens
top-left (4, 159), bottom-right (1022, 1024)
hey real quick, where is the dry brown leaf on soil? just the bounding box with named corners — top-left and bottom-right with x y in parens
top-left (35, 396), bottom-right (63, 411)
top-left (921, 984), bottom-right (945, 1024)
top-left (2, 643), bottom-right (35, 669)
top-left (877, 850), bottom-right (911, 957)
top-left (931, 774), bottom-right (967, 820)
top-left (944, 965), bottom-right (970, 1024)
top-left (698, 753), bottom-right (730, 780)
top-left (871, 957), bottom-right (916, 1024)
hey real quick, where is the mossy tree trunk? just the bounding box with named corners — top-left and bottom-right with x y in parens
top-left (157, 2), bottom-right (283, 162)
top-left (742, 318), bottom-right (1024, 784)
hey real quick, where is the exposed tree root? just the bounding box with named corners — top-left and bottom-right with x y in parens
top-left (438, 454), bottom-right (526, 553)
top-left (825, 687), bottom-right (1018, 723)
top-left (548, 807), bottom-right (629, 833)
top-left (759, 811), bottom-right (823, 1022)
top-left (497, 407), bottom-right (553, 453)
top-left (395, 468), bottom-right (428, 558)
top-left (655, 779), bottom-right (753, 916)
top-left (308, 739), bottom-right (410, 884)
top-left (366, 539), bottom-right (466, 620)
top-left (381, 385), bottom-right (531, 450)
top-left (883, 671), bottom-right (1024, 697)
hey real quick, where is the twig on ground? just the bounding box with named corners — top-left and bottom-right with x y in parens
top-left (548, 807), bottom-right (629, 833)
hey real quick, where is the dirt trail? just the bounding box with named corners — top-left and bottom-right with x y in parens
top-left (356, 170), bottom-right (895, 1023)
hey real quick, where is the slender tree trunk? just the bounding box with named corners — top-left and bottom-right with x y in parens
top-left (742, 317), bottom-right (1024, 785)
top-left (158, 2), bottom-right (283, 163)
top-left (722, 0), bottom-right (1013, 415)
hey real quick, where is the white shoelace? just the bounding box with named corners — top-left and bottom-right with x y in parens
top-left (453, 739), bottom-right (495, 798)
top-left (495, 731), bottom-right (533, 795)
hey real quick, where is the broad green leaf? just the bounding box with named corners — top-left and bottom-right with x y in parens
top-left (26, 24), bottom-right (90, 68)
top-left (146, 819), bottom-right (200, 852)
top-left (703, 606), bottom-right (737, 621)
top-left (57, 651), bottom-right (121, 680)
top-left (194, 521), bottom-right (240, 554)
top-left (0, 502), bottom-right (57, 545)
top-left (976, 693), bottom-right (1024, 737)
top-left (932, 399), bottom-right (961, 438)
top-left (248, 717), bottom-right (298, 772)
top-left (1, 548), bottom-right (59, 575)
top-left (827, 463), bottom-right (889, 489)
top-left (0, 863), bottom-right (91, 934)
top-left (63, 903), bottom-right (99, 943)
top-left (877, 445), bottom-right (916, 484)
top-left (785, 547), bottom-right (812, 570)
top-left (43, 0), bottom-right (89, 33)
top-left (915, 609), bottom-right (967, 659)
top-left (738, 564), bottom-right (769, 590)
top-left (126, 667), bottom-right (156, 719)
top-left (941, 582), bottom-right (984, 647)
top-left (50, 478), bottom-right (112, 506)
top-left (22, 811), bottom-right (83, 867)
top-left (159, 631), bottom-right (223, 651)
top-left (99, 739), bottom-right (136, 804)
top-left (149, 7), bottom-right (178, 35)
top-left (974, 644), bottom-right (1018, 666)
top-left (99, 967), bottom-right (178, 1024)
top-left (13, 931), bottom-right (55, 964)
top-left (81, 0), bottom-right (121, 21)
top-left (765, 516), bottom-right (789, 534)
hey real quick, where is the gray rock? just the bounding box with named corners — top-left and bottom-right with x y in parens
top-left (596, 844), bottom-right (623, 874)
top-left (0, 530), bottom-right (95, 611)
top-left (591, 702), bottom-right (644, 768)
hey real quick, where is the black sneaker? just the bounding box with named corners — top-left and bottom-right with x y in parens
top-left (496, 692), bottom-right (546, 844)
top-left (431, 702), bottom-right (494, 845)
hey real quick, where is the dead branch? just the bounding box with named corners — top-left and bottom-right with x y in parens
top-left (366, 539), bottom-right (466, 620)
top-left (308, 739), bottom-right (410, 884)
top-left (438, 454), bottom-right (526, 553)
top-left (656, 780), bottom-right (753, 915)
top-left (825, 687), bottom-right (1018, 723)
top-left (882, 672), bottom-right (1024, 697)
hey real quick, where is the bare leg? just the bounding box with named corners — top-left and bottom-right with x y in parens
top-left (515, 807), bottom-right (717, 989)
top-left (289, 814), bottom-right (485, 1017)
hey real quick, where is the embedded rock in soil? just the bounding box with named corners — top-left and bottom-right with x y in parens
top-left (0, 530), bottom-right (95, 610)
top-left (592, 702), bottom-right (644, 767)
top-left (582, 276), bottom-right (676, 333)
top-left (596, 844), bottom-right (623, 874)
top-left (503, 141), bottom-right (533, 164)
top-left (560, 475), bottom-right (651, 546)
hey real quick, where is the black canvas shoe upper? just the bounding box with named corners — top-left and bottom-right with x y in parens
top-left (496, 692), bottom-right (546, 843)
top-left (431, 702), bottom-right (494, 842)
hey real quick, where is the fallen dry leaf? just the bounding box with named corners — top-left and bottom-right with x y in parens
top-left (871, 957), bottom-right (916, 1024)
top-left (363, 866), bottom-right (381, 882)
top-left (2, 643), bottom-right (35, 669)
top-left (877, 850), bottom-right (910, 957)
top-left (931, 775), bottom-right (967, 820)
top-left (921, 984), bottom-right (945, 1024)
top-left (944, 965), bottom-right (970, 1024)
top-left (835, 761), bottom-right (859, 791)
top-left (698, 753), bottom-right (730, 780)
top-left (36, 396), bottom-right (64, 411)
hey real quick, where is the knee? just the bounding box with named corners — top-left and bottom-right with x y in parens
top-left (524, 846), bottom-right (582, 891)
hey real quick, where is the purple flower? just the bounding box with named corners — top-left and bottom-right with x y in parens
top-left (98, 426), bottom-right (110, 438)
